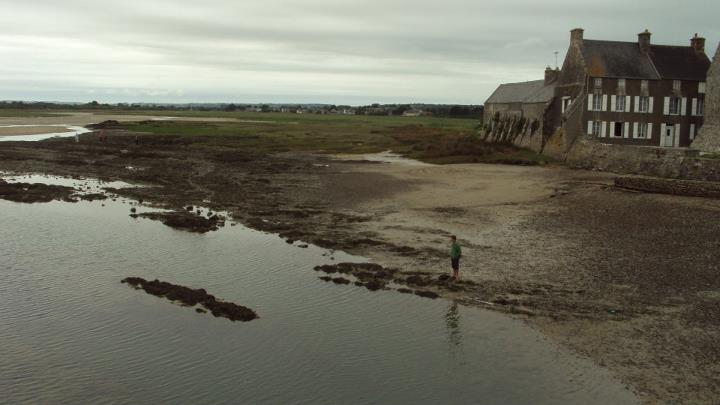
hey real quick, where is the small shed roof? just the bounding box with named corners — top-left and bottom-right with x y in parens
top-left (485, 80), bottom-right (554, 105)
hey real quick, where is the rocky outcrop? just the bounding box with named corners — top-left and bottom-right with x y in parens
top-left (121, 277), bottom-right (258, 322)
top-left (693, 44), bottom-right (720, 152)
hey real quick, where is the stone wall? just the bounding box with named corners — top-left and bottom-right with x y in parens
top-left (563, 137), bottom-right (720, 181)
top-left (692, 44), bottom-right (720, 152)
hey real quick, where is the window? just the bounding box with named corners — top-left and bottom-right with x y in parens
top-left (613, 122), bottom-right (623, 137)
top-left (592, 121), bottom-right (602, 136)
top-left (673, 80), bottom-right (681, 92)
top-left (562, 96), bottom-right (572, 113)
top-left (641, 80), bottom-right (649, 93)
top-left (594, 78), bottom-right (602, 89)
top-left (638, 123), bottom-right (648, 139)
top-left (593, 94), bottom-right (602, 111)
top-left (699, 82), bottom-right (706, 94)
top-left (616, 96), bottom-right (626, 112)
top-left (618, 79), bottom-right (626, 92)
top-left (638, 96), bottom-right (650, 112)
top-left (669, 97), bottom-right (680, 115)
top-left (697, 98), bottom-right (705, 116)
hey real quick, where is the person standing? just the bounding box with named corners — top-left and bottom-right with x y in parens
top-left (450, 235), bottom-right (462, 280)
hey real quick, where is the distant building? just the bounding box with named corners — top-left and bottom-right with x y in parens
top-left (553, 29), bottom-right (711, 148)
top-left (484, 67), bottom-right (558, 127)
top-left (402, 109), bottom-right (424, 117)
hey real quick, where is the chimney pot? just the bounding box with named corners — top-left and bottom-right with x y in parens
top-left (570, 28), bottom-right (584, 44)
top-left (691, 33), bottom-right (706, 53)
top-left (638, 29), bottom-right (652, 52)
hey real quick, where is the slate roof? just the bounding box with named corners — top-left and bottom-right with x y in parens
top-left (581, 40), bottom-right (659, 79)
top-left (485, 80), bottom-right (555, 104)
top-left (648, 45), bottom-right (711, 81)
top-left (580, 39), bottom-right (711, 81)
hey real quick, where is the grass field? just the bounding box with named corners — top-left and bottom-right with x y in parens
top-left (1, 108), bottom-right (547, 164)
top-left (114, 112), bottom-right (547, 165)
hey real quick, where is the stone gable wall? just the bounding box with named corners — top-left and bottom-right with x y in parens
top-left (692, 44), bottom-right (720, 152)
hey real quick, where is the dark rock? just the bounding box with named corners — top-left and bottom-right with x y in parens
top-left (185, 205), bottom-right (194, 211)
top-left (414, 290), bottom-right (439, 299)
top-left (121, 277), bottom-right (258, 322)
top-left (130, 207), bottom-right (137, 213)
top-left (319, 276), bottom-right (332, 282)
top-left (131, 211), bottom-right (221, 233)
top-left (0, 180), bottom-right (76, 203)
top-left (438, 274), bottom-right (451, 282)
top-left (78, 193), bottom-right (107, 201)
top-left (397, 288), bottom-right (414, 294)
top-left (331, 277), bottom-right (351, 285)
top-left (195, 308), bottom-right (207, 313)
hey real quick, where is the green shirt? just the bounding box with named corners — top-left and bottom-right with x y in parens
top-left (450, 242), bottom-right (462, 259)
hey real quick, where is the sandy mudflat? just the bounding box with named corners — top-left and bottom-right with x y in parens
top-left (0, 126), bottom-right (74, 136)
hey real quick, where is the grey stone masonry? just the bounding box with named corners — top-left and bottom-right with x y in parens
top-left (693, 44), bottom-right (720, 152)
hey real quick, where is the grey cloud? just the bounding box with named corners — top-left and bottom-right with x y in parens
top-left (0, 0), bottom-right (718, 104)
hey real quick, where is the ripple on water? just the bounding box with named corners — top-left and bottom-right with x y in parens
top-left (0, 174), bottom-right (639, 405)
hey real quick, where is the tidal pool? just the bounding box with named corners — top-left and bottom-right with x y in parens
top-left (0, 177), bottom-right (638, 405)
top-left (0, 125), bottom-right (93, 142)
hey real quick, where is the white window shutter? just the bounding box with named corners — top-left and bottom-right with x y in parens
top-left (610, 121), bottom-right (616, 137)
top-left (625, 96), bottom-right (631, 112)
top-left (690, 124), bottom-right (696, 140)
top-left (647, 123), bottom-right (653, 141)
top-left (692, 98), bottom-right (698, 116)
top-left (660, 123), bottom-right (666, 146)
top-left (633, 122), bottom-right (639, 139)
top-left (634, 96), bottom-right (639, 112)
top-left (601, 121), bottom-right (607, 138)
top-left (624, 122), bottom-right (630, 138)
top-left (611, 95), bottom-right (616, 112)
top-left (681, 98), bottom-right (687, 115)
top-left (602, 95), bottom-right (608, 111)
top-left (588, 94), bottom-right (594, 111)
top-left (649, 97), bottom-right (654, 113)
top-left (587, 121), bottom-right (593, 135)
top-left (663, 97), bottom-right (670, 115)
top-left (674, 124), bottom-right (681, 147)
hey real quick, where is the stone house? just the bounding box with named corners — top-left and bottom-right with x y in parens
top-left (484, 67), bottom-right (558, 125)
top-left (553, 28), bottom-right (711, 148)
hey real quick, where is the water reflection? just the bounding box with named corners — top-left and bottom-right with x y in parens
top-left (445, 301), bottom-right (462, 347)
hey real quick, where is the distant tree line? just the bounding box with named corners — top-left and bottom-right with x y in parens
top-left (0, 100), bottom-right (484, 119)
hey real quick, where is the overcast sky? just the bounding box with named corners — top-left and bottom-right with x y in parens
top-left (1, 0), bottom-right (718, 105)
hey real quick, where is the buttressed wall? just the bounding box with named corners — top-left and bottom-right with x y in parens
top-left (693, 44), bottom-right (720, 152)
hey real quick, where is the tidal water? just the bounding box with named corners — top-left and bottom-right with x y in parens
top-left (0, 176), bottom-right (639, 405)
top-left (0, 125), bottom-right (92, 142)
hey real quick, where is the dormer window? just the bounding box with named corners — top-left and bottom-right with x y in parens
top-left (673, 80), bottom-right (681, 92)
top-left (641, 80), bottom-right (649, 94)
top-left (699, 82), bottom-right (706, 94)
top-left (594, 78), bottom-right (602, 89)
top-left (617, 79), bottom-right (626, 92)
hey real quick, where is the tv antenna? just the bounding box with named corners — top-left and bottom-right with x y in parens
top-left (554, 51), bottom-right (559, 69)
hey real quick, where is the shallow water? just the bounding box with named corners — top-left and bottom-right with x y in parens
top-left (0, 125), bottom-right (92, 142)
top-left (0, 177), bottom-right (638, 405)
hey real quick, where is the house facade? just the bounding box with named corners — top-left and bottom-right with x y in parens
top-left (554, 29), bottom-right (711, 148)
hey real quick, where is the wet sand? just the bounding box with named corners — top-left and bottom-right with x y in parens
top-left (0, 127), bottom-right (718, 404)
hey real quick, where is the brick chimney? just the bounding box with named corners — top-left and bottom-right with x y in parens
top-left (570, 28), bottom-right (584, 45)
top-left (691, 33), bottom-right (706, 53)
top-left (545, 66), bottom-right (559, 85)
top-left (638, 29), bottom-right (652, 52)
